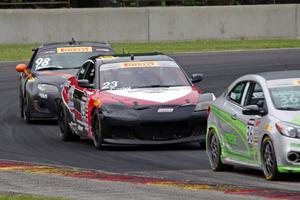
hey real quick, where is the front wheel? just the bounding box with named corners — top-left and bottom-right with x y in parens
top-left (91, 112), bottom-right (105, 150)
top-left (262, 136), bottom-right (280, 180)
top-left (20, 95), bottom-right (24, 118)
top-left (207, 129), bottom-right (232, 171)
top-left (23, 95), bottom-right (32, 124)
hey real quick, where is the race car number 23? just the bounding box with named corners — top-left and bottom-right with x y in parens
top-left (101, 81), bottom-right (118, 90)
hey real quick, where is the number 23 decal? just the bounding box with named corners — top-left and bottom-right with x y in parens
top-left (101, 81), bottom-right (118, 90)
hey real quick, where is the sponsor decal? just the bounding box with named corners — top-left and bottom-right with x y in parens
top-left (121, 61), bottom-right (158, 68)
top-left (157, 108), bottom-right (174, 113)
top-left (94, 99), bottom-right (101, 107)
top-left (264, 124), bottom-right (272, 132)
top-left (293, 80), bottom-right (300, 85)
top-left (78, 125), bottom-right (83, 131)
top-left (57, 47), bottom-right (92, 53)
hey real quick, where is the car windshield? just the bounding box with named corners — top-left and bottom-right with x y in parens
top-left (268, 78), bottom-right (300, 110)
top-left (32, 46), bottom-right (112, 71)
top-left (99, 61), bottom-right (190, 90)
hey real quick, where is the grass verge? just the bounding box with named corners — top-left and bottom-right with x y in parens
top-left (1, 39), bottom-right (300, 61)
top-left (0, 193), bottom-right (66, 200)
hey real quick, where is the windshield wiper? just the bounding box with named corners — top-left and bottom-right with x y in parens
top-left (277, 107), bottom-right (300, 111)
top-left (133, 85), bottom-right (185, 89)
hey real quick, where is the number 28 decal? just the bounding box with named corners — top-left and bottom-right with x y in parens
top-left (101, 81), bottom-right (118, 90)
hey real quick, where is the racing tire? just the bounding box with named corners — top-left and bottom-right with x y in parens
top-left (58, 101), bottom-right (79, 141)
top-left (20, 95), bottom-right (24, 118)
top-left (262, 136), bottom-right (280, 180)
top-left (91, 112), bottom-right (107, 150)
top-left (23, 95), bottom-right (32, 124)
top-left (207, 129), bottom-right (233, 171)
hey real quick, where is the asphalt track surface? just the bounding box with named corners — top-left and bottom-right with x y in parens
top-left (1, 49), bottom-right (300, 196)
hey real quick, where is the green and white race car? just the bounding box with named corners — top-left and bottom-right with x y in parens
top-left (206, 70), bottom-right (300, 180)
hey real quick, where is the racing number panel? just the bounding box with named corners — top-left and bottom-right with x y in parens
top-left (73, 89), bottom-right (84, 113)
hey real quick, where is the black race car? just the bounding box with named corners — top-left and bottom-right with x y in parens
top-left (16, 40), bottom-right (115, 123)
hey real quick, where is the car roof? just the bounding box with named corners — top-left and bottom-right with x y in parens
top-left (258, 70), bottom-right (300, 80)
top-left (93, 53), bottom-right (174, 64)
top-left (37, 40), bottom-right (112, 50)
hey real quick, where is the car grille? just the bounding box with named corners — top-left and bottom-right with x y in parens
top-left (137, 121), bottom-right (189, 140)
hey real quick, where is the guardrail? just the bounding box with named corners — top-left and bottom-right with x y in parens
top-left (0, 5), bottom-right (298, 43)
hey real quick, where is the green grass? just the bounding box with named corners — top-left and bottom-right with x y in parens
top-left (1, 39), bottom-right (300, 61)
top-left (0, 193), bottom-right (67, 200)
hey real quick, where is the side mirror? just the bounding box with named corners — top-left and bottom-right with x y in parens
top-left (195, 93), bottom-right (216, 111)
top-left (78, 79), bottom-right (94, 89)
top-left (16, 64), bottom-right (29, 75)
top-left (199, 93), bottom-right (216, 102)
top-left (191, 74), bottom-right (203, 84)
top-left (243, 105), bottom-right (267, 116)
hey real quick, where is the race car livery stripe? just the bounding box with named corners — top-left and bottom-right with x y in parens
top-left (277, 166), bottom-right (300, 173)
top-left (106, 87), bottom-right (193, 104)
top-left (0, 160), bottom-right (300, 199)
top-left (57, 47), bottom-right (92, 53)
top-left (292, 116), bottom-right (300, 126)
top-left (211, 106), bottom-right (251, 158)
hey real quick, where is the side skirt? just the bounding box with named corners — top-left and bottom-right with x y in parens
top-left (222, 156), bottom-right (261, 170)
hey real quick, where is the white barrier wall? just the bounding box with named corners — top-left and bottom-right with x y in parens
top-left (0, 5), bottom-right (298, 44)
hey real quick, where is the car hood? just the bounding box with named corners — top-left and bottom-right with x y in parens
top-left (101, 86), bottom-right (200, 107)
top-left (272, 110), bottom-right (300, 126)
top-left (33, 69), bottom-right (78, 87)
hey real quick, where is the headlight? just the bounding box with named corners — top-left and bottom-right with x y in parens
top-left (276, 122), bottom-right (300, 138)
top-left (37, 84), bottom-right (58, 93)
top-left (194, 93), bottom-right (216, 111)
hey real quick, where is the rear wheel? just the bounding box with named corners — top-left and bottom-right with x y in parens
top-left (207, 129), bottom-right (233, 171)
top-left (58, 101), bottom-right (79, 141)
top-left (262, 136), bottom-right (280, 180)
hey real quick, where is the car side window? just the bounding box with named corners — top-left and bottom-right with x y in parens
top-left (228, 82), bottom-right (247, 105)
top-left (77, 61), bottom-right (93, 80)
top-left (84, 63), bottom-right (96, 84)
top-left (245, 82), bottom-right (265, 108)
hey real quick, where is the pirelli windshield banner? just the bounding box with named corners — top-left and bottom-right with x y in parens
top-left (57, 47), bottom-right (93, 53)
top-left (100, 61), bottom-right (179, 71)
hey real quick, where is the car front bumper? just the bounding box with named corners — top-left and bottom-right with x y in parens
top-left (27, 91), bottom-right (60, 120)
top-left (275, 134), bottom-right (300, 173)
top-left (99, 104), bottom-right (208, 145)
